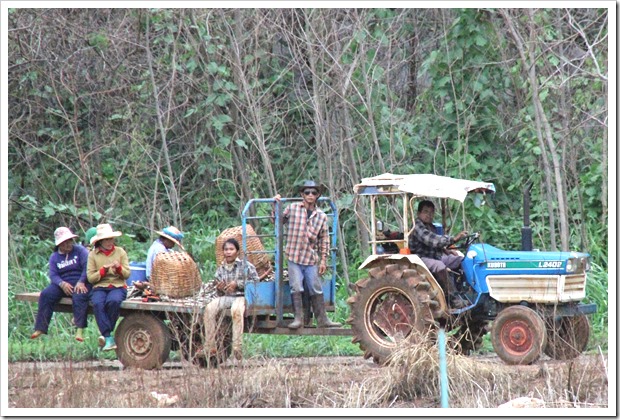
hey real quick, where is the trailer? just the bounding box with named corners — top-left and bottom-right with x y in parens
top-left (16, 197), bottom-right (351, 369)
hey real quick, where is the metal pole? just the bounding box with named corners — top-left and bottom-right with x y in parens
top-left (275, 200), bottom-right (283, 326)
top-left (438, 328), bottom-right (449, 408)
top-left (522, 183), bottom-right (533, 251)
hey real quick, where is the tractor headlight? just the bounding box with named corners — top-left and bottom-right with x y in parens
top-left (566, 258), bottom-right (576, 273)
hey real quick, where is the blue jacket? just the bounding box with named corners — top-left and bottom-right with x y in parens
top-left (146, 238), bottom-right (169, 279)
top-left (49, 244), bottom-right (89, 287)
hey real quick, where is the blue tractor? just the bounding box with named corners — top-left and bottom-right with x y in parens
top-left (347, 173), bottom-right (596, 365)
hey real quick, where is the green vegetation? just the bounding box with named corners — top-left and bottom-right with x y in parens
top-left (8, 8), bottom-right (609, 361)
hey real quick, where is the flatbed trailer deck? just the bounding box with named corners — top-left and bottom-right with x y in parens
top-left (15, 291), bottom-right (353, 369)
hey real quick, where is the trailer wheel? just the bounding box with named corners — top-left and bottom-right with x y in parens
top-left (115, 313), bottom-right (171, 369)
top-left (491, 305), bottom-right (546, 365)
top-left (544, 314), bottom-right (590, 360)
top-left (347, 263), bottom-right (440, 365)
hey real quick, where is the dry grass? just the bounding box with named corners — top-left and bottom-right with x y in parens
top-left (7, 343), bottom-right (609, 410)
top-left (381, 333), bottom-right (609, 409)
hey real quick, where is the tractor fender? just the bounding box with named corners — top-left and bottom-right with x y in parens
top-left (358, 254), bottom-right (448, 313)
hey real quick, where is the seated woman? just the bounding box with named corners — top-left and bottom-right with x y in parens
top-left (203, 238), bottom-right (259, 361)
top-left (86, 224), bottom-right (130, 352)
top-left (146, 226), bottom-right (185, 280)
top-left (31, 227), bottom-right (92, 342)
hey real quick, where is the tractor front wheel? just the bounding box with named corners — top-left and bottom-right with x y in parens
top-left (491, 305), bottom-right (547, 365)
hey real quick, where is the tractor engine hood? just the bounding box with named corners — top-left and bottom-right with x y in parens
top-left (465, 244), bottom-right (591, 274)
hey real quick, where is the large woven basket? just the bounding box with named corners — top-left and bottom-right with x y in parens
top-left (216, 225), bottom-right (272, 278)
top-left (151, 251), bottom-right (202, 298)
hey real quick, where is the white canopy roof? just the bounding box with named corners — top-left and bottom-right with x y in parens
top-left (354, 173), bottom-right (496, 203)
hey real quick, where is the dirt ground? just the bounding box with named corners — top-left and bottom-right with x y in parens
top-left (6, 351), bottom-right (610, 412)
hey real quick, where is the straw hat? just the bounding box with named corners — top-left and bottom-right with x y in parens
top-left (54, 227), bottom-right (78, 246)
top-left (156, 226), bottom-right (185, 250)
top-left (90, 224), bottom-right (122, 245)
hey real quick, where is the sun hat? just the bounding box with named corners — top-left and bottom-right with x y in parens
top-left (298, 180), bottom-right (325, 195)
top-left (156, 226), bottom-right (185, 250)
top-left (54, 227), bottom-right (78, 246)
top-left (90, 223), bottom-right (122, 245)
top-left (84, 227), bottom-right (97, 245)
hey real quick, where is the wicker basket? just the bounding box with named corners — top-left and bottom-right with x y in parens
top-left (216, 225), bottom-right (272, 278)
top-left (151, 251), bottom-right (202, 298)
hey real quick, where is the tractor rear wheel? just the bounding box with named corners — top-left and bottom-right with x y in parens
top-left (544, 314), bottom-right (590, 360)
top-left (491, 305), bottom-right (547, 365)
top-left (347, 263), bottom-right (441, 365)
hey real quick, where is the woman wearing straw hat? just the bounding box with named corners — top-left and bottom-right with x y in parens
top-left (31, 227), bottom-right (92, 342)
top-left (146, 226), bottom-right (185, 280)
top-left (86, 223), bottom-right (130, 351)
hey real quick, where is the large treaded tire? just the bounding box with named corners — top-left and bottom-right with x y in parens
top-left (115, 313), bottom-right (172, 370)
top-left (491, 305), bottom-right (547, 365)
top-left (544, 314), bottom-right (590, 360)
top-left (347, 262), bottom-right (441, 365)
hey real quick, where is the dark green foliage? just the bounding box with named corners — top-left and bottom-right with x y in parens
top-left (8, 8), bottom-right (608, 359)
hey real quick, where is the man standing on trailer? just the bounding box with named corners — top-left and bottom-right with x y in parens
top-left (273, 180), bottom-right (341, 329)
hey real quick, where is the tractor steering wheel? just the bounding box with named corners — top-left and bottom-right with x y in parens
top-left (456, 232), bottom-right (480, 250)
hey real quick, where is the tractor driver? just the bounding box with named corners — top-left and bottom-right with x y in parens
top-left (409, 200), bottom-right (469, 308)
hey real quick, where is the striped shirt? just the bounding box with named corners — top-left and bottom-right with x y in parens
top-left (409, 217), bottom-right (455, 260)
top-left (214, 258), bottom-right (259, 296)
top-left (282, 202), bottom-right (329, 266)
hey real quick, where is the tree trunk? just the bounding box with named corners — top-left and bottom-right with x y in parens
top-left (501, 9), bottom-right (571, 250)
top-left (145, 12), bottom-right (181, 227)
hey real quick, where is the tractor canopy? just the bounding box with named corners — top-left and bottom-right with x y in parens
top-left (353, 173), bottom-right (496, 202)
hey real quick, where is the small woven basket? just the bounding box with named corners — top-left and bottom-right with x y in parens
top-left (216, 225), bottom-right (272, 277)
top-left (151, 251), bottom-right (202, 298)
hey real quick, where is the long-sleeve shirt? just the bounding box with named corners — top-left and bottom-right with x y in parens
top-left (214, 258), bottom-right (259, 296)
top-left (86, 246), bottom-right (131, 288)
top-left (146, 239), bottom-right (169, 280)
top-left (281, 202), bottom-right (329, 266)
top-left (409, 217), bottom-right (456, 260)
top-left (48, 244), bottom-right (89, 287)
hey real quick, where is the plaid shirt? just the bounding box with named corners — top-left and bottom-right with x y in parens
top-left (282, 202), bottom-right (329, 266)
top-left (409, 217), bottom-right (455, 260)
top-left (214, 258), bottom-right (259, 296)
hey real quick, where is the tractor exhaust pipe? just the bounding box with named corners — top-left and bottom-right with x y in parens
top-left (521, 183), bottom-right (533, 251)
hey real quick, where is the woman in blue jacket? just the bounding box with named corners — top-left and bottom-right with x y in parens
top-left (31, 227), bottom-right (92, 342)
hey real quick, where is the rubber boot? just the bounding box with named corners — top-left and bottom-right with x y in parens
top-left (436, 269), bottom-right (468, 309)
top-left (302, 289), bottom-right (313, 327)
top-left (311, 294), bottom-right (341, 328)
top-left (288, 292), bottom-right (304, 329)
top-left (102, 336), bottom-right (117, 351)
